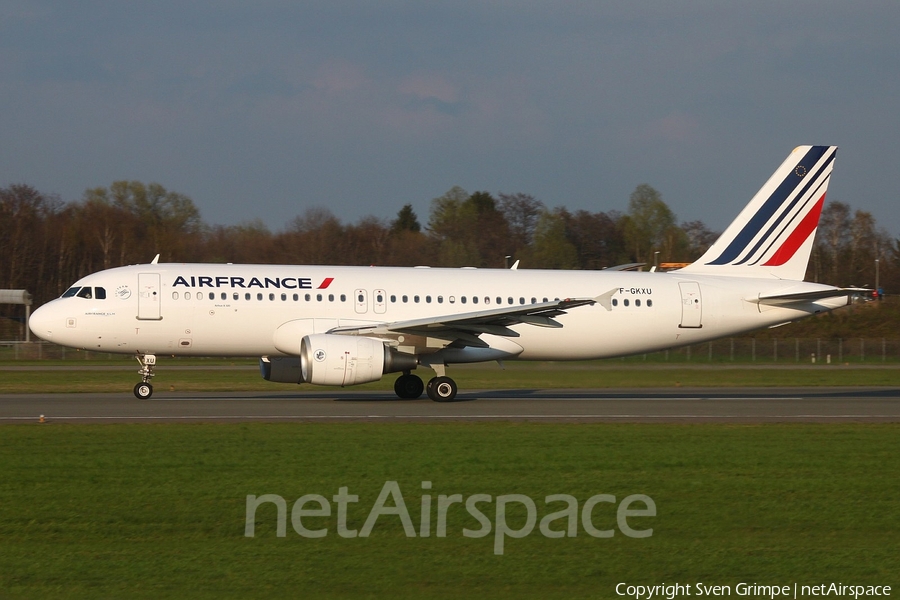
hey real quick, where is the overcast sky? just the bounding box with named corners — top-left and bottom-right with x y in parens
top-left (2, 1), bottom-right (899, 236)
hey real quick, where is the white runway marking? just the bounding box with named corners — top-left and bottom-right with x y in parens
top-left (3, 414), bottom-right (896, 421)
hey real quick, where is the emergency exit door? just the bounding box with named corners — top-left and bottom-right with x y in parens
top-left (354, 289), bottom-right (368, 314)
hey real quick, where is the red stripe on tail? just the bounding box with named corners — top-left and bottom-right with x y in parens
top-left (762, 194), bottom-right (825, 267)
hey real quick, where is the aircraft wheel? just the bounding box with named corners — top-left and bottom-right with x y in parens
top-left (426, 376), bottom-right (457, 402)
top-left (134, 382), bottom-right (153, 399)
top-left (394, 374), bottom-right (424, 399)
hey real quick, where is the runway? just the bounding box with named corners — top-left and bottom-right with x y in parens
top-left (1, 387), bottom-right (899, 423)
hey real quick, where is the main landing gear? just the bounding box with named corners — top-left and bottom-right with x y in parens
top-left (426, 376), bottom-right (457, 402)
top-left (393, 369), bottom-right (458, 402)
top-left (133, 354), bottom-right (156, 399)
top-left (394, 371), bottom-right (425, 399)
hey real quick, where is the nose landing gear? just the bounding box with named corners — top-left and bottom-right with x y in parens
top-left (134, 354), bottom-right (156, 399)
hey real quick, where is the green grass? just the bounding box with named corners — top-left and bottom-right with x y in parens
top-left (1, 362), bottom-right (899, 394)
top-left (0, 423), bottom-right (897, 598)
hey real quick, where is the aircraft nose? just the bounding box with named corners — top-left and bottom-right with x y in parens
top-left (29, 303), bottom-right (58, 342)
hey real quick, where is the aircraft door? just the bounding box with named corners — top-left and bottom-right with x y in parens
top-left (373, 289), bottom-right (387, 314)
top-left (137, 273), bottom-right (162, 320)
top-left (354, 289), bottom-right (368, 314)
top-left (678, 282), bottom-right (702, 328)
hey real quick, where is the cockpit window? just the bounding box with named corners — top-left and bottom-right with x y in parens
top-left (76, 287), bottom-right (93, 299)
top-left (95, 287), bottom-right (106, 300)
top-left (62, 287), bottom-right (80, 298)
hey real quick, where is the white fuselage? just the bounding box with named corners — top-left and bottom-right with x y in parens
top-left (29, 263), bottom-right (845, 362)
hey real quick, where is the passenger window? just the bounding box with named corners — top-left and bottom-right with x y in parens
top-left (484, 297), bottom-right (490, 304)
top-left (612, 299), bottom-right (618, 307)
top-left (95, 287), bottom-right (106, 300)
top-left (426, 296), bottom-right (432, 303)
top-left (257, 293), bottom-right (263, 301)
top-left (294, 294), bottom-right (299, 301)
top-left (305, 294), bottom-right (311, 301)
top-left (391, 295), bottom-right (397, 303)
top-left (221, 292), bottom-right (227, 300)
top-left (647, 299), bottom-right (653, 307)
top-left (449, 296), bottom-right (456, 304)
top-left (542, 297), bottom-right (548, 303)
top-left (328, 294), bottom-right (334, 302)
top-left (472, 296), bottom-right (478, 304)
top-left (496, 297), bottom-right (502, 304)
top-left (636, 299), bottom-right (641, 307)
top-left (281, 293), bottom-right (287, 301)
top-left (461, 296), bottom-right (467, 304)
top-left (531, 297), bottom-right (536, 304)
top-left (623, 299), bottom-right (630, 307)
top-left (437, 296), bottom-right (443, 304)
top-left (185, 292), bottom-right (191, 300)
top-left (316, 294), bottom-right (322, 301)
top-left (209, 292), bottom-right (215, 300)
top-left (358, 293), bottom-right (364, 303)
top-left (62, 287), bottom-right (80, 298)
top-left (172, 291), bottom-right (179, 300)
top-left (508, 297), bottom-right (513, 305)
top-left (414, 295), bottom-right (420, 303)
top-left (519, 297), bottom-right (525, 305)
top-left (402, 295), bottom-right (408, 303)
top-left (77, 288), bottom-right (92, 299)
top-left (245, 293), bottom-right (251, 301)
top-left (233, 292), bottom-right (239, 300)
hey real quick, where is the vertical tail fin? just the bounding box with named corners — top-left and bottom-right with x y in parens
top-left (678, 145), bottom-right (837, 280)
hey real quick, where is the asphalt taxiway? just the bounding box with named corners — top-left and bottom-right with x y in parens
top-left (1, 387), bottom-right (899, 423)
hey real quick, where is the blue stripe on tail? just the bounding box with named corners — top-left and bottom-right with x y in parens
top-left (707, 146), bottom-right (830, 265)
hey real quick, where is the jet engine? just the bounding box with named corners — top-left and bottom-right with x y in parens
top-left (260, 334), bottom-right (417, 386)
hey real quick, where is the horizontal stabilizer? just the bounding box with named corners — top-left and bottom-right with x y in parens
top-left (756, 287), bottom-right (869, 306)
top-left (603, 263), bottom-right (646, 272)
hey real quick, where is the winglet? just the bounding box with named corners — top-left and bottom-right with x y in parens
top-left (593, 288), bottom-right (619, 312)
top-left (150, 254), bottom-right (160, 265)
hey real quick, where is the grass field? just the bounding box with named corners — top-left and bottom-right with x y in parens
top-left (0, 423), bottom-right (898, 598)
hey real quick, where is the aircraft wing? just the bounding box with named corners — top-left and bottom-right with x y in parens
top-left (328, 297), bottom-right (600, 348)
top-left (756, 287), bottom-right (870, 306)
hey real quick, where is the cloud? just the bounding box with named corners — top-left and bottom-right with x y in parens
top-left (0, 1), bottom-right (898, 234)
top-left (642, 112), bottom-right (703, 145)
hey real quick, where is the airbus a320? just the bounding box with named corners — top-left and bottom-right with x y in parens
top-left (29, 145), bottom-right (860, 401)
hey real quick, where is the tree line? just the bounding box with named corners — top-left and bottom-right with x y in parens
top-left (1, 181), bottom-right (897, 316)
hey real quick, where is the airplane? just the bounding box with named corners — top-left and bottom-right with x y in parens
top-left (28, 145), bottom-right (863, 402)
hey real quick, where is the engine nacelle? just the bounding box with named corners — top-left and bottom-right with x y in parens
top-left (265, 334), bottom-right (414, 387)
top-left (300, 334), bottom-right (383, 386)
